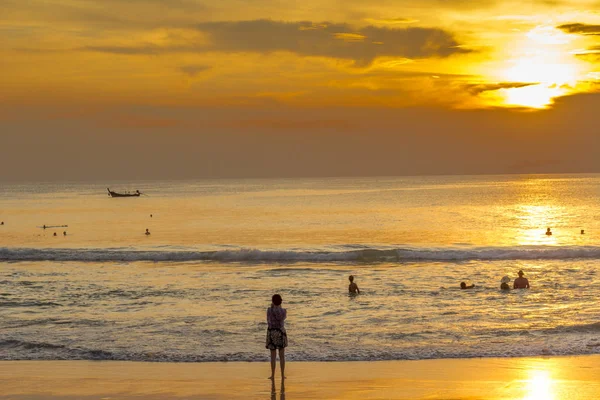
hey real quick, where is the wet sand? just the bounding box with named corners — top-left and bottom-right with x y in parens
top-left (1, 355), bottom-right (599, 399)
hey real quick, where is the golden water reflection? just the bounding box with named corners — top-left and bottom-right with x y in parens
top-left (515, 204), bottom-right (562, 246)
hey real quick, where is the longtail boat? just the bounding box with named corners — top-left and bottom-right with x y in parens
top-left (107, 188), bottom-right (141, 197)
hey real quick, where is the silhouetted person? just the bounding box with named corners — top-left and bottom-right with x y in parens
top-left (546, 228), bottom-right (552, 236)
top-left (460, 282), bottom-right (475, 289)
top-left (501, 282), bottom-right (510, 290)
top-left (43, 225), bottom-right (47, 229)
top-left (150, 214), bottom-right (153, 218)
top-left (1, 221), bottom-right (4, 225)
top-left (349, 275), bottom-right (360, 294)
top-left (53, 232), bottom-right (57, 236)
top-left (266, 294), bottom-right (287, 380)
top-left (513, 270), bottom-right (530, 289)
top-left (581, 229), bottom-right (585, 234)
top-left (145, 228), bottom-right (151, 235)
top-left (63, 231), bottom-right (67, 236)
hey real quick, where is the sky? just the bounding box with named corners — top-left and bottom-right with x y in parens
top-left (2, 0), bottom-right (600, 181)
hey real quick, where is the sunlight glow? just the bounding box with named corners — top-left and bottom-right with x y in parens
top-left (523, 370), bottom-right (555, 400)
top-left (515, 204), bottom-right (562, 246)
top-left (502, 84), bottom-right (566, 109)
top-left (499, 26), bottom-right (583, 109)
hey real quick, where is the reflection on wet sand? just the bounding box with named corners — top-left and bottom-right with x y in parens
top-left (523, 369), bottom-right (554, 400)
top-left (271, 379), bottom-right (285, 400)
top-left (2, 357), bottom-right (600, 399)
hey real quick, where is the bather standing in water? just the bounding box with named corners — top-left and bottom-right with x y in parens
top-left (348, 275), bottom-right (360, 294)
top-left (266, 294), bottom-right (287, 380)
top-left (513, 270), bottom-right (530, 289)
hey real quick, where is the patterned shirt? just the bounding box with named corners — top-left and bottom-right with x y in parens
top-left (267, 306), bottom-right (287, 329)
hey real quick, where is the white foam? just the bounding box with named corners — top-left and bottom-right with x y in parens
top-left (3, 245), bottom-right (600, 263)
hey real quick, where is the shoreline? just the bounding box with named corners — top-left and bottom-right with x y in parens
top-left (2, 355), bottom-right (600, 399)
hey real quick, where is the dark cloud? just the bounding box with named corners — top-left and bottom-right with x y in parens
top-left (465, 82), bottom-right (538, 95)
top-left (179, 64), bottom-right (212, 77)
top-left (557, 23), bottom-right (600, 35)
top-left (80, 19), bottom-right (468, 64)
top-left (195, 20), bottom-right (469, 64)
top-left (82, 45), bottom-right (164, 55)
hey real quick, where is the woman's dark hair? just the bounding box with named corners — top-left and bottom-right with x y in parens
top-left (272, 294), bottom-right (283, 306)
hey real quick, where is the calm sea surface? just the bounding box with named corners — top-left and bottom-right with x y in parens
top-left (1, 174), bottom-right (600, 361)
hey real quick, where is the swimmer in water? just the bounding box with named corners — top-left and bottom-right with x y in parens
top-left (500, 276), bottom-right (511, 290)
top-left (460, 282), bottom-right (475, 290)
top-left (349, 275), bottom-right (360, 294)
top-left (145, 228), bottom-right (151, 235)
top-left (581, 229), bottom-right (585, 234)
top-left (63, 231), bottom-right (67, 236)
top-left (53, 232), bottom-right (57, 236)
top-left (546, 228), bottom-right (552, 236)
top-left (513, 270), bottom-right (530, 289)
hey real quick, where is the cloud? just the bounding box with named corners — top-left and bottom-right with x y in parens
top-left (464, 82), bottom-right (539, 95)
top-left (77, 20), bottom-right (469, 65)
top-left (194, 20), bottom-right (469, 65)
top-left (557, 23), bottom-right (600, 35)
top-left (2, 0), bottom-right (209, 29)
top-left (82, 45), bottom-right (164, 55)
top-left (363, 17), bottom-right (420, 26)
top-left (179, 64), bottom-right (212, 77)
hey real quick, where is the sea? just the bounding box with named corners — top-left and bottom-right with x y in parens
top-left (1, 174), bottom-right (600, 362)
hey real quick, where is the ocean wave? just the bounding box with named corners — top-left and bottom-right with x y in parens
top-left (2, 339), bottom-right (599, 362)
top-left (4, 245), bottom-right (600, 263)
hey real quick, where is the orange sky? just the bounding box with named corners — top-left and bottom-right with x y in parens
top-left (2, 0), bottom-right (600, 181)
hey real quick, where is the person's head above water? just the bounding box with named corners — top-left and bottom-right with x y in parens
top-left (460, 282), bottom-right (466, 289)
top-left (272, 294), bottom-right (282, 306)
top-left (349, 275), bottom-right (354, 282)
top-left (518, 270), bottom-right (524, 277)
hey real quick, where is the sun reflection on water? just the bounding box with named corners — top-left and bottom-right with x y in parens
top-left (515, 204), bottom-right (562, 246)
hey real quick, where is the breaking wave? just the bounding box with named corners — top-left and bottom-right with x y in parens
top-left (2, 336), bottom-right (600, 362)
top-left (3, 245), bottom-right (600, 263)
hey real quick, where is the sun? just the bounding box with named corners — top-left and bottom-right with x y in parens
top-left (501, 58), bottom-right (577, 108)
top-left (497, 26), bottom-right (583, 109)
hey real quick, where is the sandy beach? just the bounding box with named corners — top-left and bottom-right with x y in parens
top-left (1, 355), bottom-right (599, 399)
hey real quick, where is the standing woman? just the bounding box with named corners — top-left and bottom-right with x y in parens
top-left (266, 294), bottom-right (287, 380)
